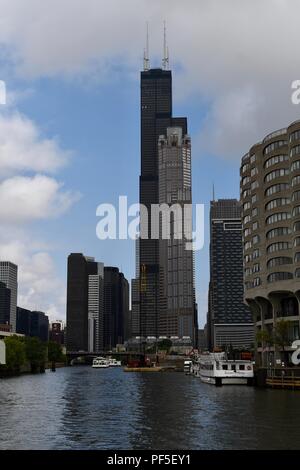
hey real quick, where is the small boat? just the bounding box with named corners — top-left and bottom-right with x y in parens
top-left (191, 352), bottom-right (254, 386)
top-left (92, 357), bottom-right (110, 368)
top-left (108, 358), bottom-right (122, 367)
top-left (184, 359), bottom-right (192, 374)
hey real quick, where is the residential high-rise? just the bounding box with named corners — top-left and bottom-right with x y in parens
top-left (0, 261), bottom-right (18, 332)
top-left (139, 67), bottom-right (189, 340)
top-left (240, 120), bottom-right (300, 364)
top-left (207, 199), bottom-right (254, 350)
top-left (66, 253), bottom-right (98, 352)
top-left (158, 127), bottom-right (196, 341)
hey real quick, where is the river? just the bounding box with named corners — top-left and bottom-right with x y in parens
top-left (0, 367), bottom-right (299, 450)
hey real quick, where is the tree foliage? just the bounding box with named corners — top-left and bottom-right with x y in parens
top-left (25, 337), bottom-right (47, 373)
top-left (3, 336), bottom-right (26, 372)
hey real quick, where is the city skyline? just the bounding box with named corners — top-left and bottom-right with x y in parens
top-left (1, 2), bottom-right (300, 328)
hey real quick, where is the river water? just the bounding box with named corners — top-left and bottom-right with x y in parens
top-left (0, 367), bottom-right (299, 450)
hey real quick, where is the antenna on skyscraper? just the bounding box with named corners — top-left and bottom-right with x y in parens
top-left (162, 20), bottom-right (169, 70)
top-left (143, 22), bottom-right (150, 71)
top-left (212, 183), bottom-right (215, 201)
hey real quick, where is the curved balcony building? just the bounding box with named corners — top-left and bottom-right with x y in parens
top-left (240, 120), bottom-right (300, 365)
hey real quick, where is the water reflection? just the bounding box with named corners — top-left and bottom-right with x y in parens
top-left (0, 367), bottom-right (300, 449)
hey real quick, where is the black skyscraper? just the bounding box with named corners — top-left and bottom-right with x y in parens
top-left (66, 253), bottom-right (97, 352)
top-left (103, 267), bottom-right (129, 350)
top-left (139, 68), bottom-right (187, 339)
top-left (207, 199), bottom-right (254, 350)
top-left (0, 281), bottom-right (11, 326)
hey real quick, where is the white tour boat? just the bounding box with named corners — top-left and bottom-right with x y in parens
top-left (108, 358), bottom-right (122, 367)
top-left (92, 357), bottom-right (110, 368)
top-left (191, 352), bottom-right (254, 386)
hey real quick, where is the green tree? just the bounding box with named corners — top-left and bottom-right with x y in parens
top-left (157, 339), bottom-right (172, 352)
top-left (47, 341), bottom-right (65, 371)
top-left (274, 319), bottom-right (290, 363)
top-left (25, 337), bottom-right (47, 373)
top-left (256, 329), bottom-right (274, 367)
top-left (3, 336), bottom-right (26, 374)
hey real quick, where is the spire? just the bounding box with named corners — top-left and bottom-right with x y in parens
top-left (212, 183), bottom-right (215, 201)
top-left (162, 20), bottom-right (169, 70)
top-left (143, 22), bottom-right (150, 71)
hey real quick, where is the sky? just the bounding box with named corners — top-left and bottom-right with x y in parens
top-left (0, 0), bottom-right (300, 327)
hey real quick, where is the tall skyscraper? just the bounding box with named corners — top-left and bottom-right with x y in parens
top-left (158, 127), bottom-right (196, 340)
top-left (207, 199), bottom-right (254, 350)
top-left (16, 307), bottom-right (49, 342)
top-left (103, 267), bottom-right (129, 350)
top-left (0, 261), bottom-right (18, 332)
top-left (66, 253), bottom-right (98, 352)
top-left (139, 66), bottom-right (190, 341)
top-left (88, 262), bottom-right (104, 352)
top-left (0, 281), bottom-right (11, 327)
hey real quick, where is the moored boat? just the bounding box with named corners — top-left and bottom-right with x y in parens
top-left (92, 357), bottom-right (110, 368)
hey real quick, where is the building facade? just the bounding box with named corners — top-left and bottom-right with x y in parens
top-left (88, 262), bottom-right (104, 352)
top-left (208, 199), bottom-right (254, 350)
top-left (240, 120), bottom-right (300, 364)
top-left (158, 127), bottom-right (196, 341)
top-left (0, 261), bottom-right (18, 332)
top-left (16, 307), bottom-right (49, 342)
top-left (139, 67), bottom-right (188, 340)
top-left (66, 253), bottom-right (98, 352)
top-left (0, 281), bottom-right (11, 327)
top-left (103, 267), bottom-right (129, 350)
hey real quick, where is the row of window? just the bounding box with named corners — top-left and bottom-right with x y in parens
top-left (266, 226), bottom-right (291, 239)
top-left (264, 168), bottom-right (289, 183)
top-left (264, 140), bottom-right (287, 155)
top-left (264, 154), bottom-right (288, 169)
top-left (265, 197), bottom-right (290, 211)
top-left (266, 212), bottom-right (291, 225)
top-left (268, 272), bottom-right (293, 283)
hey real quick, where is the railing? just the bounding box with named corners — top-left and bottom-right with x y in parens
top-left (266, 367), bottom-right (300, 389)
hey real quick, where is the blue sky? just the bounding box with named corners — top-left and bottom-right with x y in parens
top-left (0, 1), bottom-right (299, 326)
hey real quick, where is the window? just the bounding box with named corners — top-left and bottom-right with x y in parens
top-left (252, 207), bottom-right (258, 217)
top-left (253, 221), bottom-right (259, 231)
top-left (264, 168), bottom-right (289, 183)
top-left (290, 145), bottom-right (300, 157)
top-left (222, 364), bottom-right (228, 370)
top-left (294, 237), bottom-right (300, 247)
top-left (244, 228), bottom-right (251, 237)
top-left (253, 249), bottom-right (260, 259)
top-left (265, 183), bottom-right (289, 197)
top-left (266, 227), bottom-right (291, 239)
top-left (294, 221), bottom-right (300, 232)
top-left (253, 277), bottom-right (261, 287)
top-left (253, 263), bottom-right (260, 273)
top-left (250, 154), bottom-right (256, 163)
top-left (266, 212), bottom-right (291, 225)
top-left (243, 189), bottom-right (251, 198)
top-left (291, 160), bottom-right (300, 171)
top-left (290, 130), bottom-right (300, 142)
top-left (295, 268), bottom-right (300, 278)
top-left (243, 202), bottom-right (251, 211)
top-left (292, 206), bottom-right (300, 217)
top-left (245, 267), bottom-right (252, 276)
top-left (265, 198), bottom-right (290, 211)
top-left (267, 242), bottom-right (291, 253)
top-left (242, 163), bottom-right (250, 173)
top-left (267, 257), bottom-right (293, 268)
top-left (264, 154), bottom-right (288, 169)
top-left (244, 254), bottom-right (252, 263)
top-left (292, 190), bottom-right (300, 202)
top-left (292, 175), bottom-right (300, 187)
top-left (251, 194), bottom-right (257, 204)
top-left (294, 252), bottom-right (300, 263)
top-left (242, 176), bottom-right (250, 186)
top-left (251, 167), bottom-right (258, 177)
top-left (252, 235), bottom-right (260, 245)
top-left (264, 140), bottom-right (287, 155)
top-left (251, 180), bottom-right (259, 190)
top-left (243, 215), bottom-right (251, 224)
top-left (244, 241), bottom-right (252, 250)
top-left (268, 272), bottom-right (293, 282)
top-left (239, 364), bottom-right (245, 371)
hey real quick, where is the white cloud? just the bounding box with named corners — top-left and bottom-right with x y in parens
top-left (0, 112), bottom-right (69, 176)
top-left (0, 174), bottom-right (80, 224)
top-left (0, 238), bottom-right (66, 320)
top-left (1, 0), bottom-right (299, 157)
